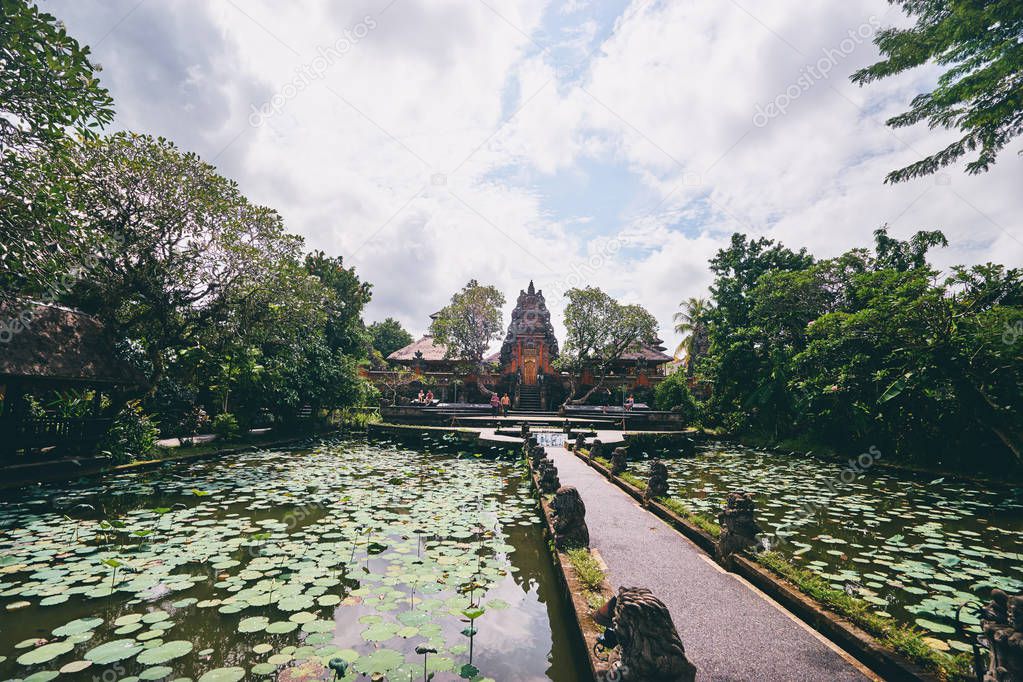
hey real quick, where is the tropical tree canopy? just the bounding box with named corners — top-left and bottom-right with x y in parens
top-left (557, 286), bottom-right (658, 404)
top-left (852, 0), bottom-right (1023, 182)
top-left (368, 317), bottom-right (414, 359)
top-left (430, 279), bottom-right (505, 371)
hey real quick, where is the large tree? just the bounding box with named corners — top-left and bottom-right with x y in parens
top-left (430, 280), bottom-right (505, 396)
top-left (557, 286), bottom-right (658, 405)
top-left (852, 0), bottom-right (1023, 182)
top-left (0, 0), bottom-right (115, 297)
top-left (368, 317), bottom-right (413, 359)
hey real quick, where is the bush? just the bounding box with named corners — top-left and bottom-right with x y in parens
top-left (99, 401), bottom-right (159, 463)
top-left (654, 370), bottom-right (700, 422)
top-left (212, 413), bottom-right (240, 441)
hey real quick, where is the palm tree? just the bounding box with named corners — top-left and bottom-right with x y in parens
top-left (673, 297), bottom-right (712, 376)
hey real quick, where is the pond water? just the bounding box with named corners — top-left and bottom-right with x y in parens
top-left (632, 440), bottom-right (1023, 653)
top-left (0, 437), bottom-right (589, 681)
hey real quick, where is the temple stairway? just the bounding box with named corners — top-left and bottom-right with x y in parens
top-left (516, 384), bottom-right (542, 411)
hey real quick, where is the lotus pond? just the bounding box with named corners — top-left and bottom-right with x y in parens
top-left (0, 437), bottom-right (589, 681)
top-left (632, 441), bottom-right (1023, 652)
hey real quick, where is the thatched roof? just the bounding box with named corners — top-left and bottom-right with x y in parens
top-left (620, 342), bottom-right (673, 363)
top-left (387, 335), bottom-right (453, 363)
top-left (0, 299), bottom-right (146, 386)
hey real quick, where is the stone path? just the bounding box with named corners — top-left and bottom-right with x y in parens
top-left (547, 445), bottom-right (874, 682)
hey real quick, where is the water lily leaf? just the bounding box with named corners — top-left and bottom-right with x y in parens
top-left (136, 640), bottom-right (193, 665)
top-left (16, 641), bottom-right (74, 666)
top-left (85, 639), bottom-right (144, 665)
top-left (198, 667), bottom-right (245, 682)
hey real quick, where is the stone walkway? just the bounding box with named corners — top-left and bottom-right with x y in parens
top-left (547, 445), bottom-right (874, 682)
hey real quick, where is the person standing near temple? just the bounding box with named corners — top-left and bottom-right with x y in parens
top-left (501, 393), bottom-right (511, 416)
top-left (490, 393), bottom-right (501, 416)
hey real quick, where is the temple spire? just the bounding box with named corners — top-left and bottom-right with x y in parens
top-left (528, 280), bottom-right (535, 295)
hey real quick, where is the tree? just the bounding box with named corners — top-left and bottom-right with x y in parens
top-left (304, 250), bottom-right (372, 357)
top-left (852, 0), bottom-right (1023, 183)
top-left (0, 0), bottom-right (113, 153)
top-left (368, 318), bottom-right (413, 359)
top-left (673, 297), bottom-right (712, 377)
top-left (557, 286), bottom-right (658, 405)
top-left (430, 280), bottom-right (505, 395)
top-left (0, 0), bottom-right (115, 298)
top-left (654, 370), bottom-right (700, 423)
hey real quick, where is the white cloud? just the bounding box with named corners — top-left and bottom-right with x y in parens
top-left (46, 0), bottom-right (1023, 352)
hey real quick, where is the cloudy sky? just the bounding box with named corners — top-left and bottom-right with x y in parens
top-left (47, 0), bottom-right (1023, 351)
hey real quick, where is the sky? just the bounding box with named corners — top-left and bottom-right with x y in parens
top-left (46, 0), bottom-right (1023, 353)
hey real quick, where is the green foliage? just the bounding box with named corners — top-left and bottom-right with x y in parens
top-left (100, 401), bottom-right (159, 463)
top-left (0, 0), bottom-right (114, 295)
top-left (368, 317), bottom-right (413, 359)
top-left (212, 413), bottom-right (240, 441)
top-left (756, 552), bottom-right (972, 681)
top-left (653, 370), bottom-right (700, 420)
top-left (564, 548), bottom-right (605, 593)
top-left (673, 296), bottom-right (712, 374)
top-left (430, 280), bottom-right (505, 375)
top-left (852, 1), bottom-right (1023, 182)
top-left (558, 286), bottom-right (659, 404)
top-left (702, 228), bottom-right (1023, 472)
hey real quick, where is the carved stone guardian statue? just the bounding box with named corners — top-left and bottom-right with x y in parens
top-left (551, 485), bottom-right (589, 549)
top-left (589, 438), bottom-right (603, 461)
top-left (603, 586), bottom-right (697, 681)
top-left (982, 589), bottom-right (1023, 681)
top-left (539, 461), bottom-right (561, 494)
top-left (530, 445), bottom-right (546, 468)
top-left (644, 460), bottom-right (669, 505)
top-left (611, 447), bottom-right (628, 475)
top-left (573, 433), bottom-right (586, 451)
top-left (716, 491), bottom-right (761, 565)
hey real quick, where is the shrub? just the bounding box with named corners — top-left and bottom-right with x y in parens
top-left (212, 413), bottom-right (240, 441)
top-left (99, 401), bottom-right (159, 463)
top-left (654, 370), bottom-right (700, 422)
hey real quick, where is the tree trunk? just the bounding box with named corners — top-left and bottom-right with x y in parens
top-left (564, 370), bottom-right (607, 406)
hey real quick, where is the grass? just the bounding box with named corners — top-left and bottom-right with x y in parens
top-left (565, 547), bottom-right (607, 594)
top-left (661, 497), bottom-right (722, 537)
top-left (756, 551), bottom-right (974, 682)
top-left (589, 444), bottom-right (970, 680)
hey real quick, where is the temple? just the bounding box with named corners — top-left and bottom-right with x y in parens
top-left (382, 281), bottom-right (672, 408)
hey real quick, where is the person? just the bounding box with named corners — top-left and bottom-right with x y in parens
top-left (625, 394), bottom-right (635, 411)
top-left (490, 393), bottom-right (501, 416)
top-left (416, 389), bottom-right (425, 404)
top-left (425, 389), bottom-right (434, 404)
top-left (501, 393), bottom-right (511, 416)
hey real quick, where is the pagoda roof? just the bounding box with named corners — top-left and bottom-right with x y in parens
top-left (387, 335), bottom-right (452, 363)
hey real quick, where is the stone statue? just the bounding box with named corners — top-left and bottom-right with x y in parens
top-left (610, 586), bottom-right (696, 682)
top-left (982, 589), bottom-right (1023, 681)
top-left (520, 423), bottom-right (531, 438)
top-left (574, 433), bottom-right (586, 451)
top-left (716, 491), bottom-right (761, 564)
top-left (523, 435), bottom-right (537, 459)
top-left (530, 445), bottom-right (546, 468)
top-left (539, 462), bottom-right (561, 494)
top-left (551, 485), bottom-right (589, 549)
top-left (589, 438), bottom-right (603, 461)
top-left (611, 447), bottom-right (628, 475)
top-left (644, 460), bottom-right (669, 504)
